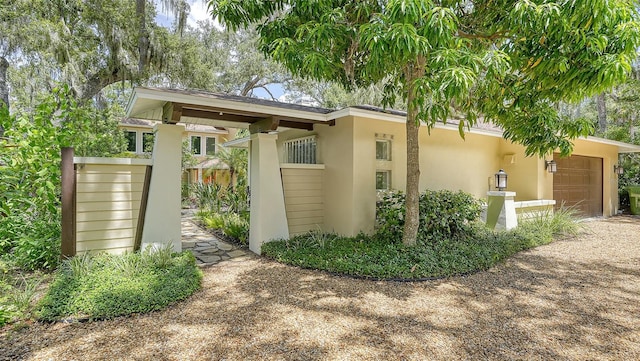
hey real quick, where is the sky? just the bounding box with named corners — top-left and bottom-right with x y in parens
top-left (154, 0), bottom-right (212, 29)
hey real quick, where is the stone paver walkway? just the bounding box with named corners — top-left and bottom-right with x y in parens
top-left (181, 209), bottom-right (248, 266)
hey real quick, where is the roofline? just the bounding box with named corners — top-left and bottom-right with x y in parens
top-left (128, 87), bottom-right (331, 122)
top-left (583, 136), bottom-right (640, 153)
top-left (222, 136), bottom-right (250, 148)
top-left (127, 87), bottom-right (640, 153)
top-left (328, 107), bottom-right (504, 138)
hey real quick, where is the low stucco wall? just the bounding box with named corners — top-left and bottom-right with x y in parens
top-left (75, 157), bottom-right (151, 255)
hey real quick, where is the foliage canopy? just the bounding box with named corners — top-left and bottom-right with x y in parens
top-left (210, 0), bottom-right (640, 245)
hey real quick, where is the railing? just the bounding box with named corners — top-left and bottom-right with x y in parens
top-left (283, 135), bottom-right (317, 164)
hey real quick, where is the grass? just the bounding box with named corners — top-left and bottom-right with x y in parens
top-left (262, 208), bottom-right (581, 280)
top-left (0, 258), bottom-right (50, 327)
top-left (37, 246), bottom-right (202, 322)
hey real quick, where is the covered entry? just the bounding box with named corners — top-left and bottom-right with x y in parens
top-left (553, 154), bottom-right (603, 217)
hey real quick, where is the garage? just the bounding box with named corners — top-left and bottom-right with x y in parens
top-left (553, 154), bottom-right (603, 217)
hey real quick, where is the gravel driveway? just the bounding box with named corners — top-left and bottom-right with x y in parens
top-left (2, 217), bottom-right (639, 360)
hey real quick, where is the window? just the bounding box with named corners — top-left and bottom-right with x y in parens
top-left (376, 139), bottom-right (391, 160)
top-left (376, 171), bottom-right (391, 190)
top-left (376, 136), bottom-right (393, 191)
top-left (191, 136), bottom-right (202, 155)
top-left (125, 131), bottom-right (137, 152)
top-left (142, 133), bottom-right (154, 153)
top-left (283, 136), bottom-right (317, 164)
top-left (206, 137), bottom-right (216, 156)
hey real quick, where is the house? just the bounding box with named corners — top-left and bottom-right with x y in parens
top-left (124, 87), bottom-right (640, 254)
top-left (119, 118), bottom-right (236, 185)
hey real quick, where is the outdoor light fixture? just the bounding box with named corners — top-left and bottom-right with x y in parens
top-left (545, 160), bottom-right (557, 173)
top-left (615, 164), bottom-right (624, 175)
top-left (495, 169), bottom-right (508, 191)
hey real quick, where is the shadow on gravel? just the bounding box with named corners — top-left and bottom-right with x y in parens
top-left (2, 220), bottom-right (639, 360)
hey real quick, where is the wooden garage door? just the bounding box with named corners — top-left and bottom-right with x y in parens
top-left (553, 154), bottom-right (603, 217)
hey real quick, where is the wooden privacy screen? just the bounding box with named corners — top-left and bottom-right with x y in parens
top-left (280, 165), bottom-right (325, 235)
top-left (61, 149), bottom-right (152, 257)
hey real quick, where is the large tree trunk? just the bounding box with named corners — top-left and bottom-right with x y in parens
top-left (136, 0), bottom-right (149, 75)
top-left (596, 92), bottom-right (607, 133)
top-left (401, 66), bottom-right (423, 246)
top-left (0, 56), bottom-right (9, 137)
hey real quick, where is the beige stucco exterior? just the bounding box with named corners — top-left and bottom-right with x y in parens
top-left (141, 124), bottom-right (184, 251)
top-left (124, 87), bottom-right (640, 254)
top-left (276, 114), bottom-right (626, 238)
top-left (119, 120), bottom-right (235, 186)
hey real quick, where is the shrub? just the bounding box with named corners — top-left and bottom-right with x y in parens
top-left (198, 210), bottom-right (250, 245)
top-left (203, 212), bottom-right (226, 229)
top-left (222, 213), bottom-right (249, 245)
top-left (37, 249), bottom-right (202, 321)
top-left (376, 189), bottom-right (483, 243)
top-left (11, 215), bottom-right (61, 271)
top-left (192, 183), bottom-right (226, 212)
top-left (263, 207), bottom-right (579, 280)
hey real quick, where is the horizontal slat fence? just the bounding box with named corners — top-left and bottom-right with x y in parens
top-left (73, 157), bottom-right (152, 255)
top-left (280, 165), bottom-right (324, 235)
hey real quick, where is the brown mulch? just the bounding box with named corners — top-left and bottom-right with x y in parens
top-left (2, 217), bottom-right (639, 360)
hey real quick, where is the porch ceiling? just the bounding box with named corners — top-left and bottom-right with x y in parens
top-left (126, 87), bottom-right (334, 132)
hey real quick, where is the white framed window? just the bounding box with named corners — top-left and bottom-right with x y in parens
top-left (376, 139), bottom-right (391, 161)
top-left (191, 136), bottom-right (202, 155)
top-left (142, 132), bottom-right (154, 153)
top-left (283, 135), bottom-right (317, 164)
top-left (376, 170), bottom-right (391, 190)
top-left (125, 131), bottom-right (137, 152)
top-left (205, 137), bottom-right (216, 156)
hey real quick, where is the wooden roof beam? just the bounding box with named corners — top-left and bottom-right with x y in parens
top-left (249, 116), bottom-right (280, 134)
top-left (162, 102), bottom-right (182, 124)
top-left (181, 108), bottom-right (261, 123)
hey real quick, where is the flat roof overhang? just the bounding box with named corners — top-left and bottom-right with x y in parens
top-left (126, 87), bottom-right (640, 154)
top-left (126, 87), bottom-right (334, 132)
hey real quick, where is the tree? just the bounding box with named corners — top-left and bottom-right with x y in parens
top-left (210, 0), bottom-right (640, 245)
top-left (152, 22), bottom-right (291, 98)
top-left (216, 146), bottom-right (248, 190)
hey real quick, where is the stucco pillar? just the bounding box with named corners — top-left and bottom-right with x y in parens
top-left (249, 133), bottom-right (289, 254)
top-left (485, 191), bottom-right (517, 230)
top-left (141, 124), bottom-right (184, 251)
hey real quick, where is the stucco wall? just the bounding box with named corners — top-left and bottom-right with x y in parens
top-left (278, 116), bottom-right (621, 237)
top-left (316, 117), bottom-right (359, 235)
top-left (497, 141), bottom-right (552, 201)
top-left (311, 116), bottom-right (503, 236)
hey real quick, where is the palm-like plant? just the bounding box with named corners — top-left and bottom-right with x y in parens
top-left (215, 146), bottom-right (248, 191)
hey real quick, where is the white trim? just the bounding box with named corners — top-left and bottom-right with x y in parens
top-left (583, 136), bottom-right (640, 153)
top-left (280, 163), bottom-right (325, 169)
top-left (514, 200), bottom-right (556, 208)
top-left (205, 136), bottom-right (217, 155)
top-left (73, 157), bottom-right (153, 166)
top-left (127, 88), bottom-right (640, 154)
top-left (130, 87), bottom-right (330, 122)
top-left (222, 136), bottom-right (250, 148)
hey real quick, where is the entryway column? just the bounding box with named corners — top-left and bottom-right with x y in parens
top-left (485, 191), bottom-right (517, 230)
top-left (249, 133), bottom-right (289, 254)
top-left (141, 124), bottom-right (185, 251)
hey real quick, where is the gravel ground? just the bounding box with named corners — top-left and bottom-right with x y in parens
top-left (2, 216), bottom-right (639, 360)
